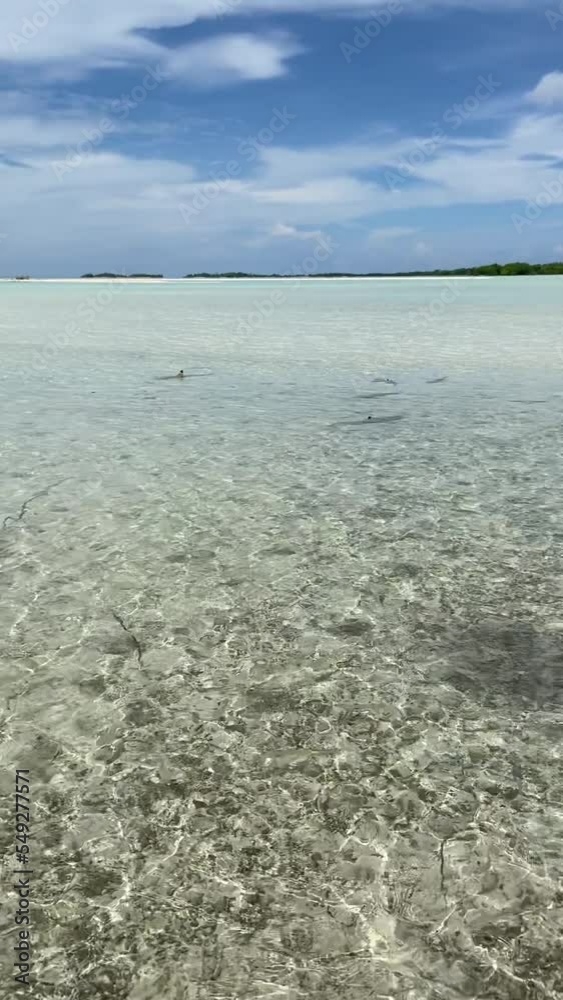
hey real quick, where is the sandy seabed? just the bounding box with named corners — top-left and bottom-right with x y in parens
top-left (0, 277), bottom-right (561, 1000)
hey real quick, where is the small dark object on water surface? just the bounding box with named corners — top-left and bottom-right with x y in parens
top-left (335, 414), bottom-right (405, 427)
top-left (366, 414), bottom-right (405, 424)
top-left (155, 369), bottom-right (212, 381)
top-left (357, 392), bottom-right (400, 400)
top-left (372, 377), bottom-right (397, 386)
top-left (427, 376), bottom-right (448, 384)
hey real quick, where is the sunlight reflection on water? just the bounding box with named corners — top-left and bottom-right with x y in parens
top-left (1, 279), bottom-right (562, 999)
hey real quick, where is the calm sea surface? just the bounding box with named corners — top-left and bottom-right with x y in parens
top-left (1, 278), bottom-right (562, 999)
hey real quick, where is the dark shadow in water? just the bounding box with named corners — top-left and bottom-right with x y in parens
top-left (427, 377), bottom-right (448, 384)
top-left (436, 619), bottom-right (562, 708)
top-left (155, 373), bottom-right (213, 381)
top-left (336, 415), bottom-right (406, 427)
top-left (366, 414), bottom-right (405, 424)
top-left (2, 478), bottom-right (67, 530)
top-left (356, 393), bottom-right (401, 400)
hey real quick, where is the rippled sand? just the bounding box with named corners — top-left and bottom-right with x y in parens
top-left (0, 278), bottom-right (562, 999)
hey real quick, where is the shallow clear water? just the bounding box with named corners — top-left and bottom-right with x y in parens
top-left (1, 278), bottom-right (562, 999)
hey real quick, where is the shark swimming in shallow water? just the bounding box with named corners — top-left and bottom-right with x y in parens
top-left (335, 414), bottom-right (406, 427)
top-left (366, 414), bottom-right (405, 423)
top-left (357, 392), bottom-right (400, 399)
top-left (155, 370), bottom-right (212, 380)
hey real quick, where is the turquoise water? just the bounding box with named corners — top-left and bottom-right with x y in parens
top-left (1, 278), bottom-right (562, 999)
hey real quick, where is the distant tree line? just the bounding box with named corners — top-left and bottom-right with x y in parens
top-left (183, 262), bottom-right (563, 278)
top-left (81, 273), bottom-right (164, 279)
top-left (73, 263), bottom-right (563, 280)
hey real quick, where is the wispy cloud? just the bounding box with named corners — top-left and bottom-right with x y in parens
top-left (2, 67), bottom-right (563, 274)
top-left (271, 222), bottom-right (324, 239)
top-left (527, 71), bottom-right (563, 106)
top-left (0, 0), bottom-right (538, 80)
top-left (166, 32), bottom-right (304, 84)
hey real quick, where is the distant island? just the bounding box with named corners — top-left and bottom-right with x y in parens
top-left (183, 262), bottom-right (563, 278)
top-left (6, 262), bottom-right (563, 281)
top-left (81, 272), bottom-right (164, 279)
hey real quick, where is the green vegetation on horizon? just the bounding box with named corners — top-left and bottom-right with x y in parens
top-left (183, 261), bottom-right (563, 278)
top-left (6, 262), bottom-right (559, 280)
top-left (81, 272), bottom-right (164, 279)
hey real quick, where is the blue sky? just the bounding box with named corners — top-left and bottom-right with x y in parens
top-left (1, 0), bottom-right (563, 275)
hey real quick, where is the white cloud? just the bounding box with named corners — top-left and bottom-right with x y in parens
top-left (271, 222), bottom-right (324, 239)
top-left (166, 32), bottom-right (303, 84)
top-left (271, 222), bottom-right (298, 237)
top-left (0, 115), bottom-right (91, 149)
top-left (256, 176), bottom-right (379, 207)
top-left (0, 0), bottom-right (538, 81)
top-left (527, 72), bottom-right (563, 107)
top-left (3, 71), bottom-right (563, 274)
